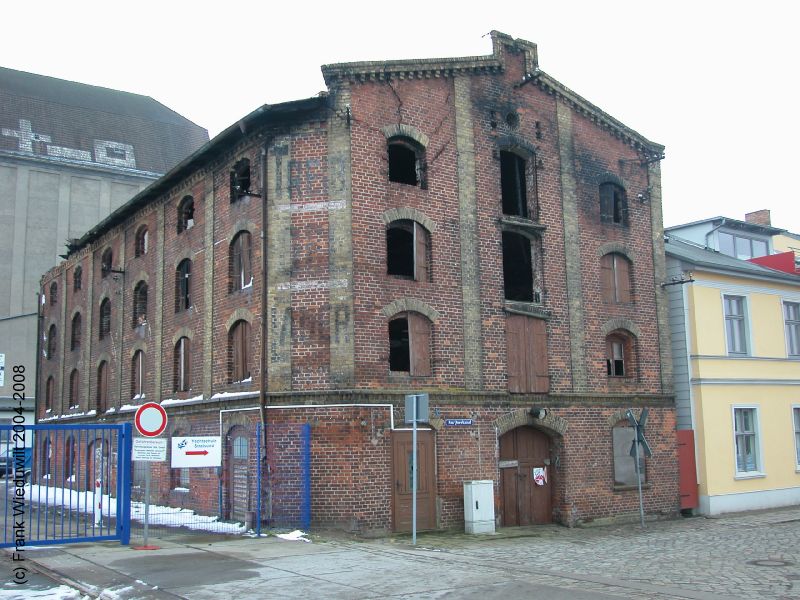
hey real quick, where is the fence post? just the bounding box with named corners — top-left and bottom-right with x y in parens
top-left (116, 423), bottom-right (132, 545)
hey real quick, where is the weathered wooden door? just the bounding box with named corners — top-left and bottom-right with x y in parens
top-left (392, 430), bottom-right (436, 532)
top-left (228, 434), bottom-right (250, 522)
top-left (499, 426), bottom-right (552, 525)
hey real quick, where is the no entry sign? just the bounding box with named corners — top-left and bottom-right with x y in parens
top-left (134, 402), bottom-right (168, 437)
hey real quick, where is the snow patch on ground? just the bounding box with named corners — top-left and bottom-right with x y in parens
top-left (0, 584), bottom-right (89, 599)
top-left (276, 529), bottom-right (311, 543)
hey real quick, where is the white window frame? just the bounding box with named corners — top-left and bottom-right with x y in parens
top-left (793, 405), bottom-right (800, 472)
top-left (722, 294), bottom-right (750, 356)
top-left (784, 300), bottom-right (800, 359)
top-left (717, 231), bottom-right (770, 260)
top-left (731, 405), bottom-right (764, 478)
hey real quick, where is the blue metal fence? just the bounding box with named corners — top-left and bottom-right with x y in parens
top-left (1, 423), bottom-right (132, 547)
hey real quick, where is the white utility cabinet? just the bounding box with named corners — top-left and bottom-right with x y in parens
top-left (463, 480), bottom-right (495, 534)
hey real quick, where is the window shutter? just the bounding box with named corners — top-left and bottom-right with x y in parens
top-left (184, 338), bottom-right (191, 390)
top-left (529, 318), bottom-right (550, 393)
top-left (242, 322), bottom-right (251, 379)
top-left (409, 313), bottom-right (431, 376)
top-left (506, 315), bottom-right (524, 393)
top-left (414, 223), bottom-right (429, 282)
top-left (616, 256), bottom-right (632, 303)
top-left (600, 255), bottom-right (614, 302)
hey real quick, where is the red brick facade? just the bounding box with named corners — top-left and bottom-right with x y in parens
top-left (38, 32), bottom-right (678, 533)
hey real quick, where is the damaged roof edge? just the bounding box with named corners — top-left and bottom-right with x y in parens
top-left (68, 95), bottom-right (326, 257)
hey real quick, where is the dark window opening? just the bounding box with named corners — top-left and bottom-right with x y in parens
top-left (69, 369), bottom-right (79, 408)
top-left (502, 231), bottom-right (534, 302)
top-left (175, 259), bottom-right (192, 312)
top-left (105, 146), bottom-right (126, 160)
top-left (606, 335), bottom-right (629, 378)
top-left (49, 282), bottom-right (58, 305)
top-left (97, 361), bottom-right (108, 413)
top-left (46, 324), bottom-right (57, 360)
top-left (45, 377), bottom-right (54, 412)
top-left (99, 299), bottom-right (111, 340)
top-left (386, 220), bottom-right (430, 281)
top-left (387, 138), bottom-right (425, 187)
top-left (41, 437), bottom-right (51, 476)
top-left (131, 350), bottom-right (144, 398)
top-left (389, 317), bottom-right (410, 372)
top-left (101, 248), bottom-right (113, 278)
top-left (177, 196), bottom-right (195, 233)
top-left (134, 226), bottom-right (148, 257)
top-left (600, 183), bottom-right (628, 226)
top-left (64, 436), bottom-right (75, 479)
top-left (132, 282), bottom-right (148, 327)
top-left (71, 313), bottom-right (81, 351)
top-left (230, 159), bottom-right (251, 202)
top-left (500, 151), bottom-right (528, 218)
top-left (73, 267), bottom-right (82, 292)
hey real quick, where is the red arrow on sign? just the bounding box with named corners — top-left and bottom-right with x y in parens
top-left (185, 450), bottom-right (209, 456)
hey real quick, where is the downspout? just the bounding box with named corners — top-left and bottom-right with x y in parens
top-left (34, 288), bottom-right (43, 423)
top-left (259, 143), bottom-right (270, 468)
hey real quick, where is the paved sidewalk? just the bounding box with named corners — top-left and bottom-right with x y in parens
top-left (6, 507), bottom-right (800, 599)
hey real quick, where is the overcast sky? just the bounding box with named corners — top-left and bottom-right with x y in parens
top-left (3, 1), bottom-right (797, 233)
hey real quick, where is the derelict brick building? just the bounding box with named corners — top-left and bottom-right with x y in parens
top-left (38, 32), bottom-right (678, 533)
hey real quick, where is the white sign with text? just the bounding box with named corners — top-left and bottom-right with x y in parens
top-left (171, 436), bottom-right (222, 468)
top-left (132, 437), bottom-right (167, 462)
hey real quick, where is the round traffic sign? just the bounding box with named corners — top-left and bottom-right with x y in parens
top-left (134, 402), bottom-right (168, 437)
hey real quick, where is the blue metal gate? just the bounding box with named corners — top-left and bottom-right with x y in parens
top-left (1, 423), bottom-right (132, 547)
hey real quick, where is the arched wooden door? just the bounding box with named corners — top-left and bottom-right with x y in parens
top-left (227, 431), bottom-right (250, 522)
top-left (499, 426), bottom-right (552, 525)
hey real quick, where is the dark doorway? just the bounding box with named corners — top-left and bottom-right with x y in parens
top-left (499, 426), bottom-right (552, 525)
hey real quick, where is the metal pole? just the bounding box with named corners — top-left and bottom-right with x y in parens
top-left (634, 430), bottom-right (645, 528)
top-left (412, 396), bottom-right (417, 546)
top-left (144, 464), bottom-right (151, 546)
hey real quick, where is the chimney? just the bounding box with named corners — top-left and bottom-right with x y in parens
top-left (745, 209), bottom-right (771, 227)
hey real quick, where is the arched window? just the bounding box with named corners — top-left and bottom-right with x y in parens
top-left (73, 266), bottom-right (82, 292)
top-left (500, 150), bottom-right (528, 218)
top-left (386, 220), bottom-right (430, 281)
top-left (177, 195), bottom-right (195, 233)
top-left (175, 259), bottom-right (192, 312)
top-left (600, 182), bottom-right (628, 226)
top-left (230, 158), bottom-right (252, 202)
top-left (101, 248), bottom-right (113, 278)
top-left (45, 377), bottom-right (54, 412)
top-left (64, 436), bottom-right (76, 480)
top-left (134, 225), bottom-right (149, 257)
top-left (41, 437), bottom-right (52, 477)
top-left (229, 231), bottom-right (252, 292)
top-left (600, 253), bottom-right (633, 303)
top-left (174, 337), bottom-right (191, 392)
top-left (98, 298), bottom-right (111, 340)
top-left (49, 282), bottom-right (58, 305)
top-left (388, 312), bottom-right (432, 376)
top-left (69, 369), bottom-right (80, 409)
top-left (97, 361), bottom-right (109, 413)
top-left (387, 137), bottom-right (426, 188)
top-left (131, 350), bottom-right (144, 398)
top-left (228, 320), bottom-right (251, 383)
top-left (606, 332), bottom-right (635, 379)
top-left (46, 324), bottom-right (57, 360)
top-left (502, 231), bottom-right (534, 302)
top-left (71, 313), bottom-right (82, 351)
top-left (132, 281), bottom-right (148, 327)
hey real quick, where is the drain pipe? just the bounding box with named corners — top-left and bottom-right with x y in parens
top-left (259, 143), bottom-right (270, 467)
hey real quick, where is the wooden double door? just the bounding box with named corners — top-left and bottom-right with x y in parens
top-left (391, 430), bottom-right (436, 532)
top-left (500, 426), bottom-right (552, 525)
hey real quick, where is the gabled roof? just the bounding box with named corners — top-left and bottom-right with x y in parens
top-left (665, 234), bottom-right (800, 284)
top-left (665, 216), bottom-right (784, 237)
top-left (322, 31), bottom-right (663, 156)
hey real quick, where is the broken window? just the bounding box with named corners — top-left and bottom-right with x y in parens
top-left (134, 225), bottom-right (148, 257)
top-left (600, 182), bottom-right (628, 226)
top-left (502, 231), bottom-right (534, 302)
top-left (177, 195), bottom-right (195, 233)
top-left (388, 312), bottom-right (432, 376)
top-left (388, 138), bottom-right (426, 188)
top-left (71, 313), bottom-right (81, 351)
top-left (131, 350), bottom-right (144, 398)
top-left (175, 259), bottom-right (192, 312)
top-left (69, 369), bottom-right (80, 409)
top-left (46, 324), bottom-right (57, 360)
top-left (229, 320), bottom-right (251, 383)
top-left (600, 253), bottom-right (633, 303)
top-left (606, 333), bottom-right (633, 378)
top-left (506, 314), bottom-right (549, 394)
top-left (73, 267), bottom-right (82, 292)
top-left (500, 151), bottom-right (528, 218)
top-left (49, 282), bottom-right (58, 306)
top-left (386, 220), bottom-right (430, 281)
top-left (230, 159), bottom-right (252, 202)
top-left (132, 281), bottom-right (148, 327)
top-left (229, 231), bottom-right (253, 292)
top-left (97, 361), bottom-right (108, 413)
top-left (174, 336), bottom-right (191, 392)
top-left (98, 299), bottom-right (111, 340)
top-left (101, 248), bottom-right (113, 278)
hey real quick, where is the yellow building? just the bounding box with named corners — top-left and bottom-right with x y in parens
top-left (665, 232), bottom-right (800, 514)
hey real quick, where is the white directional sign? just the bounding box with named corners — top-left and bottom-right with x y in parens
top-left (132, 438), bottom-right (167, 462)
top-left (171, 436), bottom-right (222, 468)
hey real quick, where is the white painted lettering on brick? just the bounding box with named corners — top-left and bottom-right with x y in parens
top-left (277, 279), bottom-right (348, 292)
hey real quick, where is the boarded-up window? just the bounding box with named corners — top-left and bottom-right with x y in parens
top-left (600, 183), bottom-right (628, 226)
top-left (69, 369), bottom-right (79, 408)
top-left (387, 220), bottom-right (430, 281)
top-left (97, 361), bottom-right (108, 413)
top-left (500, 151), bottom-right (528, 218)
top-left (506, 314), bottom-right (549, 393)
top-left (613, 425), bottom-right (645, 486)
top-left (46, 324), bottom-right (57, 360)
top-left (99, 299), bottom-right (111, 340)
top-left (175, 259), bottom-right (192, 312)
top-left (174, 337), bottom-right (191, 392)
top-left (71, 313), bottom-right (82, 351)
top-left (73, 267), bottom-right (82, 292)
top-left (230, 231), bottom-right (252, 292)
top-left (388, 313), bottom-right (432, 376)
top-left (229, 320), bottom-right (251, 383)
top-left (49, 282), bottom-right (58, 305)
top-left (64, 436), bottom-right (76, 479)
top-left (600, 253), bottom-right (632, 303)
